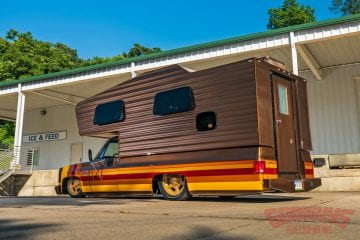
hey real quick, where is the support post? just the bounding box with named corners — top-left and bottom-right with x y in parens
top-left (289, 32), bottom-right (299, 75)
top-left (131, 62), bottom-right (137, 78)
top-left (13, 84), bottom-right (26, 166)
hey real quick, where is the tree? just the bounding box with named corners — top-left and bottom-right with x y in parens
top-left (267, 0), bottom-right (316, 29)
top-left (81, 43), bottom-right (161, 66)
top-left (0, 120), bottom-right (15, 148)
top-left (329, 0), bottom-right (360, 15)
top-left (0, 29), bottom-right (161, 147)
top-left (0, 29), bottom-right (83, 82)
top-left (124, 43), bottom-right (161, 58)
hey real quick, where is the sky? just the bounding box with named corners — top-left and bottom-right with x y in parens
top-left (0, 0), bottom-right (339, 59)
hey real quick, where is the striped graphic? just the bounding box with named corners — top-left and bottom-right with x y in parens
top-left (60, 159), bottom-right (279, 194)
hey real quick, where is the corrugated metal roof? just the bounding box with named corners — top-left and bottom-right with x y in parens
top-left (0, 13), bottom-right (359, 89)
top-left (307, 35), bottom-right (360, 67)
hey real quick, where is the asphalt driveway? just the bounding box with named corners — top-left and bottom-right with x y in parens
top-left (0, 192), bottom-right (359, 240)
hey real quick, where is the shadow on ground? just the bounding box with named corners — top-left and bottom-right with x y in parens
top-left (0, 196), bottom-right (155, 208)
top-left (191, 194), bottom-right (310, 203)
top-left (0, 219), bottom-right (59, 240)
top-left (0, 193), bottom-right (310, 208)
top-left (165, 226), bottom-right (255, 240)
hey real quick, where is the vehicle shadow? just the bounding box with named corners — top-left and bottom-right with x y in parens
top-left (164, 225), bottom-right (255, 240)
top-left (0, 195), bottom-right (155, 208)
top-left (190, 194), bottom-right (310, 203)
top-left (0, 219), bottom-right (59, 240)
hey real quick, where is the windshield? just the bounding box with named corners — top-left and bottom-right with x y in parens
top-left (95, 137), bottom-right (118, 160)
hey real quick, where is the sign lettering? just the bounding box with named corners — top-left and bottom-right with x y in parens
top-left (23, 131), bottom-right (67, 143)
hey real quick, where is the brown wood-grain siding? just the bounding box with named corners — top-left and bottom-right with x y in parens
top-left (295, 78), bottom-right (312, 151)
top-left (255, 62), bottom-right (275, 147)
top-left (77, 60), bottom-right (260, 157)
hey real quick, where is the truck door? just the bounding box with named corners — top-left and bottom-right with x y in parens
top-left (89, 138), bottom-right (119, 191)
top-left (271, 73), bottom-right (298, 174)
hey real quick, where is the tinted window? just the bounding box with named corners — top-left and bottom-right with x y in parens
top-left (196, 112), bottom-right (217, 131)
top-left (153, 86), bottom-right (195, 116)
top-left (94, 100), bottom-right (125, 125)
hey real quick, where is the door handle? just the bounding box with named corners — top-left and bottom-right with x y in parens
top-left (275, 119), bottom-right (282, 124)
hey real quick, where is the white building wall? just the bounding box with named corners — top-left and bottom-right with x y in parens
top-left (301, 64), bottom-right (360, 155)
top-left (22, 106), bottom-right (107, 170)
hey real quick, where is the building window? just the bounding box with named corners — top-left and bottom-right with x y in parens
top-left (196, 112), bottom-right (217, 131)
top-left (278, 85), bottom-right (289, 115)
top-left (153, 86), bottom-right (195, 116)
top-left (94, 100), bottom-right (125, 125)
top-left (27, 149), bottom-right (39, 166)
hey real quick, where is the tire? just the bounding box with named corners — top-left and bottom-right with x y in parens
top-left (67, 177), bottom-right (85, 198)
top-left (158, 174), bottom-right (192, 201)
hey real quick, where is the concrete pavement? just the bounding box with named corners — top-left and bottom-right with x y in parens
top-left (0, 192), bottom-right (359, 240)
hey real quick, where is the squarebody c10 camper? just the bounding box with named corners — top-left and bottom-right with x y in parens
top-left (55, 57), bottom-right (321, 200)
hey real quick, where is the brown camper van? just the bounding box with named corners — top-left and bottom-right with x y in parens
top-left (55, 57), bottom-right (321, 200)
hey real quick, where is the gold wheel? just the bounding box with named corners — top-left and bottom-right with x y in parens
top-left (67, 178), bottom-right (84, 198)
top-left (160, 174), bottom-right (187, 198)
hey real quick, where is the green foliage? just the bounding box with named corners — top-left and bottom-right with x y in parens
top-left (124, 43), bottom-right (161, 58)
top-left (330, 0), bottom-right (360, 15)
top-left (0, 120), bottom-right (15, 148)
top-left (0, 29), bottom-right (161, 148)
top-left (0, 30), bottom-right (82, 82)
top-left (267, 0), bottom-right (316, 29)
top-left (82, 43), bottom-right (161, 66)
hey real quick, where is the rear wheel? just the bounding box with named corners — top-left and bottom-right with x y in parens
top-left (158, 174), bottom-right (192, 201)
top-left (67, 177), bottom-right (85, 198)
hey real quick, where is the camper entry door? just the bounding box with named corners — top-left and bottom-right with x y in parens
top-left (271, 74), bottom-right (298, 173)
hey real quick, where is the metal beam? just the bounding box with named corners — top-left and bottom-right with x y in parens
top-left (289, 32), bottom-right (299, 75)
top-left (31, 91), bottom-right (77, 105)
top-left (43, 89), bottom-right (86, 101)
top-left (0, 115), bottom-right (15, 121)
top-left (0, 109), bottom-right (16, 113)
top-left (297, 44), bottom-right (322, 80)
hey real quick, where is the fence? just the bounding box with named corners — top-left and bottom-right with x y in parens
top-left (0, 147), bottom-right (34, 175)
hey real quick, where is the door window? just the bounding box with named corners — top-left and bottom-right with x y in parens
top-left (103, 142), bottom-right (118, 158)
top-left (278, 85), bottom-right (289, 115)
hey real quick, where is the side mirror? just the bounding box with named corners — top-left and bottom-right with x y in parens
top-left (88, 149), bottom-right (93, 162)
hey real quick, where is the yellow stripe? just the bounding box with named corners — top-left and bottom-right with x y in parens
top-left (82, 183), bottom-right (152, 193)
top-left (188, 181), bottom-right (264, 191)
top-left (263, 174), bottom-right (278, 179)
top-left (89, 160), bottom-right (259, 175)
top-left (188, 175), bottom-right (262, 182)
top-left (84, 178), bottom-right (152, 185)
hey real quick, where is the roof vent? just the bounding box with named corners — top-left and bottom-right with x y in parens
top-left (260, 56), bottom-right (286, 70)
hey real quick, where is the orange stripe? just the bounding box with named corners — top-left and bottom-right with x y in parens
top-left (188, 175), bottom-right (262, 182)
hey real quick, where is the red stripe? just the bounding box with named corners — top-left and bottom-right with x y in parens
top-left (79, 167), bottom-right (278, 182)
top-left (68, 164), bottom-right (78, 177)
top-left (265, 168), bottom-right (278, 174)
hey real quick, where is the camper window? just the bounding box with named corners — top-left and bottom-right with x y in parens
top-left (94, 100), bottom-right (125, 125)
top-left (196, 112), bottom-right (216, 131)
top-left (278, 85), bottom-right (289, 115)
top-left (153, 86), bottom-right (195, 116)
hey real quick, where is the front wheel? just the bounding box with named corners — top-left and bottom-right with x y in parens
top-left (158, 174), bottom-right (192, 201)
top-left (67, 177), bottom-right (85, 198)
